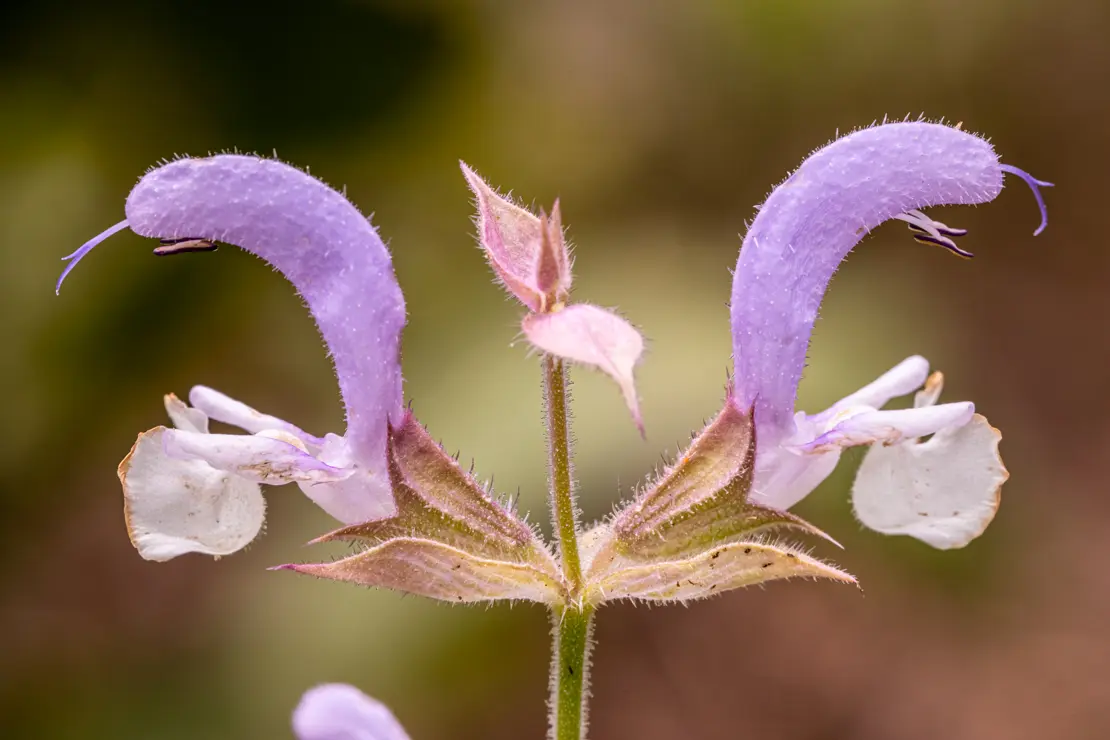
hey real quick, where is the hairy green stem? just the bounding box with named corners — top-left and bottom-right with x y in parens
top-left (543, 355), bottom-right (593, 739)
top-left (550, 605), bottom-right (595, 740)
top-left (543, 355), bottom-right (583, 590)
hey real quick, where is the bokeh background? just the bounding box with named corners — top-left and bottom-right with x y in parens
top-left (2, 0), bottom-right (1107, 737)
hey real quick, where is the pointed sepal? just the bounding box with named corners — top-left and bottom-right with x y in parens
top-left (318, 411), bottom-right (558, 572)
top-left (584, 540), bottom-right (855, 604)
top-left (609, 397), bottom-right (755, 546)
top-left (275, 537), bottom-right (565, 604)
top-left (461, 162), bottom-right (571, 311)
top-left (295, 411), bottom-right (565, 603)
top-left (587, 398), bottom-right (834, 580)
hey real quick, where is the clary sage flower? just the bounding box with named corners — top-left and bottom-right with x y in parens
top-left (728, 121), bottom-right (1051, 548)
top-left (59, 156), bottom-right (408, 560)
top-left (293, 684), bottom-right (409, 740)
top-left (58, 120), bottom-right (1049, 598)
top-left (61, 119), bottom-right (1051, 740)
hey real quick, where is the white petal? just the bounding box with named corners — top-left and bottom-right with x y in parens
top-left (852, 413), bottom-right (1006, 549)
top-left (821, 355), bottom-right (930, 412)
top-left (188, 385), bottom-right (322, 445)
top-left (162, 429), bottom-right (352, 485)
top-left (750, 444), bottom-right (841, 510)
top-left (801, 402), bottom-right (974, 452)
top-left (120, 427), bottom-right (265, 561)
top-left (297, 434), bottom-right (396, 525)
top-left (293, 684), bottom-right (409, 740)
top-left (163, 393), bottom-right (208, 433)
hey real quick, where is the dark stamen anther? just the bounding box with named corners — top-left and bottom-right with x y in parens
top-left (153, 238), bottom-right (218, 256)
top-left (912, 233), bottom-right (974, 259)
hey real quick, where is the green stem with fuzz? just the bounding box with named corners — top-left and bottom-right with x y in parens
top-left (543, 355), bottom-right (583, 590)
top-left (543, 355), bottom-right (594, 739)
top-left (551, 605), bottom-right (595, 740)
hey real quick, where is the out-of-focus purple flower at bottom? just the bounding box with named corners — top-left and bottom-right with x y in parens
top-left (293, 684), bottom-right (410, 740)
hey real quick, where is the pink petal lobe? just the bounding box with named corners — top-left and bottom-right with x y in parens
top-left (522, 304), bottom-right (645, 435)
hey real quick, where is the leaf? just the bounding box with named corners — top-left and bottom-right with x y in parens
top-left (585, 540), bottom-right (856, 604)
top-left (276, 538), bottom-right (565, 604)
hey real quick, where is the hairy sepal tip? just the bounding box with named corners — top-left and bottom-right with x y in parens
top-left (461, 161), bottom-right (571, 311)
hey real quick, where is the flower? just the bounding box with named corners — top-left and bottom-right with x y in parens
top-left (293, 684), bottom-right (410, 740)
top-left (461, 163), bottom-right (647, 435)
top-left (58, 155), bottom-right (407, 560)
top-left (729, 121), bottom-right (1052, 548)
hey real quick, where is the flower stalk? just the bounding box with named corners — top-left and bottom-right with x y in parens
top-left (550, 604), bottom-right (594, 740)
top-left (542, 354), bottom-right (593, 739)
top-left (543, 355), bottom-right (583, 591)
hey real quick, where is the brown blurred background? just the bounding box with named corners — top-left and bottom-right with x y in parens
top-left (2, 0), bottom-right (1107, 737)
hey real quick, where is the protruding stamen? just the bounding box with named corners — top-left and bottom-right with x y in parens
top-left (55, 219), bottom-right (130, 295)
top-left (893, 209), bottom-right (972, 258)
top-left (911, 232), bottom-right (975, 259)
top-left (153, 237), bottom-right (218, 256)
top-left (1000, 164), bottom-right (1053, 236)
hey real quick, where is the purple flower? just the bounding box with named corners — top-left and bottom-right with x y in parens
top-left (58, 156), bottom-right (406, 560)
top-left (293, 684), bottom-right (410, 740)
top-left (729, 121), bottom-right (1052, 548)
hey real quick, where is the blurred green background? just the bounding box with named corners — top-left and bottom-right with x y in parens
top-left (2, 0), bottom-right (1106, 737)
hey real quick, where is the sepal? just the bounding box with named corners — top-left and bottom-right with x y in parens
top-left (590, 399), bottom-right (832, 571)
top-left (290, 411), bottom-right (565, 603)
top-left (580, 396), bottom-right (847, 602)
top-left (460, 162), bottom-right (571, 312)
top-left (584, 539), bottom-right (855, 604)
top-left (275, 537), bottom-right (565, 604)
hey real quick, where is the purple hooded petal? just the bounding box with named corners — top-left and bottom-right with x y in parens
top-left (293, 684), bottom-right (410, 740)
top-left (122, 156), bottom-right (405, 478)
top-left (730, 122), bottom-right (1033, 442)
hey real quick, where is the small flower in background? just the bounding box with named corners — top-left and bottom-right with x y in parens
top-left (462, 163), bottom-right (647, 435)
top-left (293, 684), bottom-right (410, 740)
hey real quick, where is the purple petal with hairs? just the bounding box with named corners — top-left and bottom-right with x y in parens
top-left (730, 122), bottom-right (1048, 443)
top-left (118, 155), bottom-right (406, 482)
